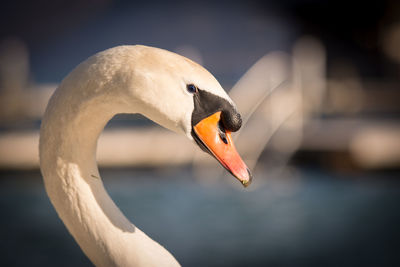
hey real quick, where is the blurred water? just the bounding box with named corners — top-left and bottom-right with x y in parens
top-left (0, 167), bottom-right (399, 267)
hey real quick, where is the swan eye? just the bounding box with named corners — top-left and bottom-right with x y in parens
top-left (186, 84), bottom-right (197, 93)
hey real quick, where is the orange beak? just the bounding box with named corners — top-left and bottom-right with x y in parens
top-left (193, 111), bottom-right (252, 187)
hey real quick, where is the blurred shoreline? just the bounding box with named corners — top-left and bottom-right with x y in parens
top-left (1, 37), bottom-right (399, 173)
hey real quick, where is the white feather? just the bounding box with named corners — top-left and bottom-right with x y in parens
top-left (39, 45), bottom-right (234, 266)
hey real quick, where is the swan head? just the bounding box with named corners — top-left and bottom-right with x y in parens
top-left (106, 45), bottom-right (252, 186)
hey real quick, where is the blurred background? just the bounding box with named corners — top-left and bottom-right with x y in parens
top-left (1, 0), bottom-right (400, 266)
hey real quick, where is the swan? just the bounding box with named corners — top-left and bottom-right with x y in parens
top-left (39, 45), bottom-right (252, 266)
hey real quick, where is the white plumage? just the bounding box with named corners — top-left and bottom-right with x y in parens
top-left (39, 45), bottom-right (239, 266)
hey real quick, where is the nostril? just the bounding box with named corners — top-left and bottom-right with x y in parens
top-left (220, 133), bottom-right (228, 144)
top-left (218, 120), bottom-right (228, 144)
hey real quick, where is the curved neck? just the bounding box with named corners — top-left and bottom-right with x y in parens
top-left (39, 85), bottom-right (180, 266)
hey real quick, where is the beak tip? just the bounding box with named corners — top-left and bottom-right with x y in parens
top-left (241, 168), bottom-right (253, 188)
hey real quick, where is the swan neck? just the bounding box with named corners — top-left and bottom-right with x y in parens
top-left (40, 89), bottom-right (179, 266)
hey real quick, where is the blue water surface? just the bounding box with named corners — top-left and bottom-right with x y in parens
top-left (0, 168), bottom-right (399, 267)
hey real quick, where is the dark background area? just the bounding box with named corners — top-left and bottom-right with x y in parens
top-left (1, 0), bottom-right (399, 83)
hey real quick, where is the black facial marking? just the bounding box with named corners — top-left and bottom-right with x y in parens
top-left (191, 88), bottom-right (242, 131)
